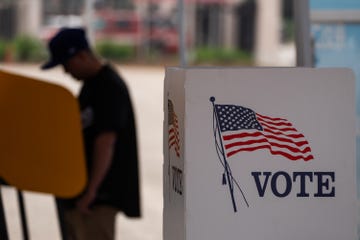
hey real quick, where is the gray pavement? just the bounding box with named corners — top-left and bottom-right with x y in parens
top-left (0, 63), bottom-right (165, 240)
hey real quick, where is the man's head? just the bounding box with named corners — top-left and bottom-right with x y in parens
top-left (41, 28), bottom-right (90, 70)
top-left (41, 28), bottom-right (101, 80)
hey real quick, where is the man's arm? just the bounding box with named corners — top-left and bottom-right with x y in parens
top-left (76, 131), bottom-right (117, 213)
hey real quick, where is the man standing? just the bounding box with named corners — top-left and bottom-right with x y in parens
top-left (41, 28), bottom-right (141, 240)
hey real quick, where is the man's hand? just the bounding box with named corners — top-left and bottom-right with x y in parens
top-left (76, 189), bottom-right (96, 214)
top-left (76, 131), bottom-right (117, 214)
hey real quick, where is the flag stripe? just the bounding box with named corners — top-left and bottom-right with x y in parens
top-left (260, 122), bottom-right (298, 132)
top-left (223, 131), bottom-right (309, 148)
top-left (256, 113), bottom-right (287, 122)
top-left (224, 137), bottom-right (312, 153)
top-left (223, 134), bottom-right (313, 156)
top-left (227, 145), bottom-right (314, 161)
top-left (257, 117), bottom-right (293, 127)
top-left (223, 131), bottom-right (313, 160)
top-left (263, 128), bottom-right (305, 139)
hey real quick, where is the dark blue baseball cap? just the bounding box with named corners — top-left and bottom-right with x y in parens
top-left (41, 28), bottom-right (90, 70)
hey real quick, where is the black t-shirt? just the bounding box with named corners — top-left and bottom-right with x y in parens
top-left (62, 64), bottom-right (140, 217)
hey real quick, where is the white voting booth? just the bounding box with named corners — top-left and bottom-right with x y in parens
top-left (163, 67), bottom-right (357, 240)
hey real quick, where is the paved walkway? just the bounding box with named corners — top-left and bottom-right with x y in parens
top-left (0, 63), bottom-right (165, 240)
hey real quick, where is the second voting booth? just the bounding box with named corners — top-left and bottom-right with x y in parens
top-left (163, 67), bottom-right (357, 240)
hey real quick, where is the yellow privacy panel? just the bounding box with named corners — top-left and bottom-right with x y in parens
top-left (0, 70), bottom-right (86, 198)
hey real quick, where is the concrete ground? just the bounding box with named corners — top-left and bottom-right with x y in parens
top-left (0, 63), bottom-right (165, 240)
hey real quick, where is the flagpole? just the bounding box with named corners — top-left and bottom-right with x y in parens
top-left (210, 97), bottom-right (237, 212)
top-left (178, 0), bottom-right (187, 67)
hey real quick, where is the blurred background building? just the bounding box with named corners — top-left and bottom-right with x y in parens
top-left (0, 0), bottom-right (296, 66)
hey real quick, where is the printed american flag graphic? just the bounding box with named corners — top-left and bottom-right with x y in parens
top-left (168, 100), bottom-right (180, 157)
top-left (214, 104), bottom-right (314, 161)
